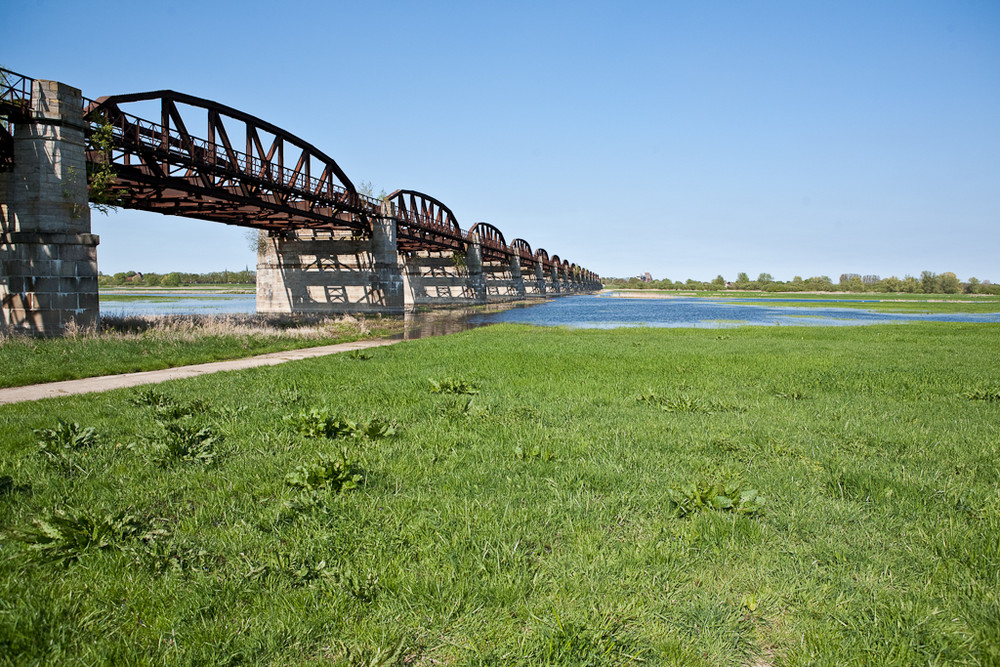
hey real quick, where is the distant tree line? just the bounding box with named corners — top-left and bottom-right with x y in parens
top-left (603, 271), bottom-right (1000, 295)
top-left (99, 269), bottom-right (256, 287)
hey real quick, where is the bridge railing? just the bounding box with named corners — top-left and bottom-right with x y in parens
top-left (397, 209), bottom-right (469, 241)
top-left (0, 68), bottom-right (33, 117)
top-left (1, 69), bottom-right (34, 169)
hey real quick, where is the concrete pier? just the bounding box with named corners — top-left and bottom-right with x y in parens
top-left (0, 80), bottom-right (99, 334)
top-left (256, 203), bottom-right (406, 315)
top-left (401, 250), bottom-right (479, 308)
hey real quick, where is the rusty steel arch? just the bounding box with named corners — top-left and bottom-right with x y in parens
top-left (384, 189), bottom-right (466, 253)
top-left (85, 90), bottom-right (375, 232)
top-left (510, 238), bottom-right (537, 268)
top-left (534, 247), bottom-right (551, 270)
top-left (468, 222), bottom-right (508, 261)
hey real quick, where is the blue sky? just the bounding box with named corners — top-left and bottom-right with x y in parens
top-left (6, 0), bottom-right (999, 282)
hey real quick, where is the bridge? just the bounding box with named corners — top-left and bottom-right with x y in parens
top-left (1, 69), bottom-right (601, 335)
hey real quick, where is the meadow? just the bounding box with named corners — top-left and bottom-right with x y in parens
top-left (608, 290), bottom-right (1000, 315)
top-left (0, 323), bottom-right (998, 665)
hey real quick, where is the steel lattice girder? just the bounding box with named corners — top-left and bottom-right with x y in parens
top-left (85, 90), bottom-right (376, 232)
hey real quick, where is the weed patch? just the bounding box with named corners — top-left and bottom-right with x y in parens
top-left (638, 392), bottom-right (739, 414)
top-left (285, 449), bottom-right (364, 494)
top-left (149, 422), bottom-right (220, 466)
top-left (11, 508), bottom-right (168, 566)
top-left (285, 408), bottom-right (396, 440)
top-left (533, 612), bottom-right (644, 665)
top-left (514, 445), bottom-right (557, 461)
top-left (667, 480), bottom-right (765, 517)
top-left (428, 377), bottom-right (480, 395)
top-left (130, 388), bottom-right (212, 420)
top-left (34, 420), bottom-right (98, 474)
top-left (963, 388), bottom-right (1000, 402)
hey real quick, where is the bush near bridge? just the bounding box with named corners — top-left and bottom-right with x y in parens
top-left (0, 323), bottom-right (998, 664)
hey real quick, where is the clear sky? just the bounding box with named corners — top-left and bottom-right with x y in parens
top-left (6, 0), bottom-right (999, 282)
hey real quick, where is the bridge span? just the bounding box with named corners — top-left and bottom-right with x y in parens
top-left (1, 69), bottom-right (600, 335)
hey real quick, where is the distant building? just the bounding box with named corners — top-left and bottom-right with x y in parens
top-left (642, 272), bottom-right (653, 283)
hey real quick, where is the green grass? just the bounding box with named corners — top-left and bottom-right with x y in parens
top-left (101, 284), bottom-right (256, 294)
top-left (604, 289), bottom-right (1000, 314)
top-left (724, 297), bottom-right (1000, 314)
top-left (0, 315), bottom-right (401, 389)
top-left (1, 323), bottom-right (998, 665)
top-left (99, 294), bottom-right (235, 303)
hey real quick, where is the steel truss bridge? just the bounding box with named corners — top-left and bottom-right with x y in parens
top-left (1, 68), bottom-right (598, 284)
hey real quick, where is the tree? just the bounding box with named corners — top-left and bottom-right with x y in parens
top-left (920, 271), bottom-right (939, 294)
top-left (939, 272), bottom-right (960, 294)
top-left (880, 276), bottom-right (903, 293)
top-left (161, 272), bottom-right (182, 287)
top-left (804, 276), bottom-right (834, 292)
top-left (83, 111), bottom-right (122, 215)
top-left (966, 277), bottom-right (981, 294)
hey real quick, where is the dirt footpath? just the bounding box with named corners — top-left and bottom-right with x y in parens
top-left (0, 338), bottom-right (400, 406)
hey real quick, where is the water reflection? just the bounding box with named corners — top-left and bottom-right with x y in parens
top-left (393, 308), bottom-right (496, 340)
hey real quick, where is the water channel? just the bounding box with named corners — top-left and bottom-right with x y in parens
top-left (100, 292), bottom-right (1000, 332)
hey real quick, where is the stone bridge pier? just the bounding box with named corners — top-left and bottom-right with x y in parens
top-left (256, 202), bottom-right (407, 316)
top-left (1, 80), bottom-right (99, 335)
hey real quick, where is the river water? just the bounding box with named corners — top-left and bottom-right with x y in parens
top-left (100, 293), bottom-right (1000, 329)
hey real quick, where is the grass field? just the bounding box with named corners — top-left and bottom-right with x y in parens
top-left (1, 323), bottom-right (998, 665)
top-left (0, 315), bottom-right (402, 389)
top-left (605, 290), bottom-right (1000, 315)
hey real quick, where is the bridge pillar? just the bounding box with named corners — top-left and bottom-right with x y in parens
top-left (464, 235), bottom-right (486, 302)
top-left (530, 262), bottom-right (547, 296)
top-left (256, 201), bottom-right (406, 316)
top-left (401, 249), bottom-right (480, 307)
top-left (509, 254), bottom-right (526, 298)
top-left (1, 80), bottom-right (99, 335)
top-left (547, 266), bottom-right (561, 294)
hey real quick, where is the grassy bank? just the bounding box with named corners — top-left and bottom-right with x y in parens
top-left (0, 314), bottom-right (402, 389)
top-left (604, 289), bottom-right (1000, 314)
top-left (101, 285), bottom-right (256, 295)
top-left (1, 323), bottom-right (998, 664)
